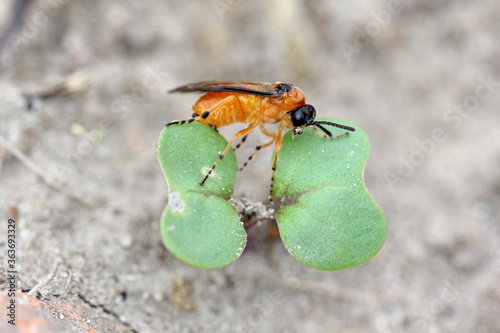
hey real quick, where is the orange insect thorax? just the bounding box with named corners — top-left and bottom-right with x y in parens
top-left (261, 86), bottom-right (307, 126)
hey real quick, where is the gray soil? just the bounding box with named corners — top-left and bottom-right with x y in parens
top-left (1, 1), bottom-right (499, 332)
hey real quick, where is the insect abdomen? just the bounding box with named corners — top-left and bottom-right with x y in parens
top-left (192, 92), bottom-right (261, 128)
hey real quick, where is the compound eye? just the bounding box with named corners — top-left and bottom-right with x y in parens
top-left (290, 108), bottom-right (306, 127)
top-left (277, 83), bottom-right (292, 94)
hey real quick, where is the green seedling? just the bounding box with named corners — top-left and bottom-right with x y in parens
top-left (273, 119), bottom-right (387, 270)
top-left (157, 123), bottom-right (246, 269)
top-left (157, 119), bottom-right (386, 270)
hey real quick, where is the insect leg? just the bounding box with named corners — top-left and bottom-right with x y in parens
top-left (165, 117), bottom-right (197, 126)
top-left (200, 123), bottom-right (259, 186)
top-left (233, 130), bottom-right (250, 151)
top-left (269, 123), bottom-right (286, 201)
top-left (165, 95), bottom-right (238, 127)
top-left (238, 125), bottom-right (276, 171)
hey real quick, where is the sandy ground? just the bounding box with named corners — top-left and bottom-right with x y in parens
top-left (1, 1), bottom-right (499, 332)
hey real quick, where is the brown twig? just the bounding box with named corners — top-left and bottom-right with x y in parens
top-left (59, 269), bottom-right (73, 298)
top-left (0, 133), bottom-right (94, 208)
top-left (28, 263), bottom-right (59, 297)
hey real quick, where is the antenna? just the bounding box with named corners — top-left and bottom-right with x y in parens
top-left (311, 121), bottom-right (355, 137)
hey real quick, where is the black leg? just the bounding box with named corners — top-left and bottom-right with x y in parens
top-left (233, 134), bottom-right (249, 151)
top-left (200, 123), bottom-right (259, 186)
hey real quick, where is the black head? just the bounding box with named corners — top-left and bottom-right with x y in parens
top-left (288, 104), bottom-right (356, 137)
top-left (289, 104), bottom-right (317, 135)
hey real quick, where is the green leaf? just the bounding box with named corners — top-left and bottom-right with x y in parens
top-left (273, 119), bottom-right (387, 270)
top-left (157, 123), bottom-right (246, 269)
top-left (160, 192), bottom-right (246, 269)
top-left (157, 122), bottom-right (236, 196)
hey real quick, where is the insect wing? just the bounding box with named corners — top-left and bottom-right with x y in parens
top-left (169, 81), bottom-right (283, 97)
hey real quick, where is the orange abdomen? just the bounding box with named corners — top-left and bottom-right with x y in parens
top-left (192, 92), bottom-right (263, 128)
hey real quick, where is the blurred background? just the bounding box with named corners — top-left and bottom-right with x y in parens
top-left (1, 0), bottom-right (499, 332)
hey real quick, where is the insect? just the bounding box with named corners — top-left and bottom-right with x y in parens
top-left (166, 81), bottom-right (355, 196)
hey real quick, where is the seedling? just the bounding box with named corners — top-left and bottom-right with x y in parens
top-left (157, 119), bottom-right (386, 270)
